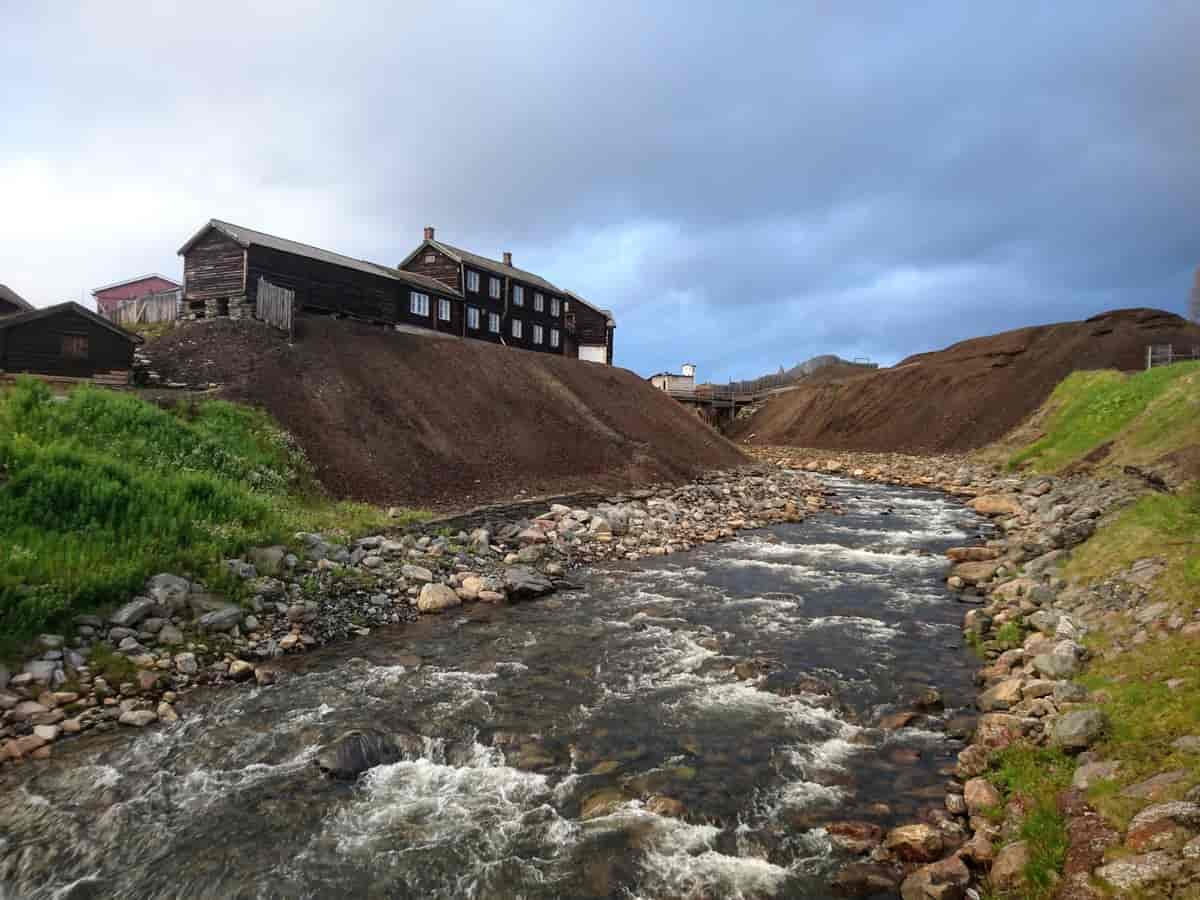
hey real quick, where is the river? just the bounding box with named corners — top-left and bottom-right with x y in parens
top-left (0, 477), bottom-right (986, 900)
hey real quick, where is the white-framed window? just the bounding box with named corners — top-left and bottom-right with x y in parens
top-left (532, 324), bottom-right (544, 344)
top-left (550, 328), bottom-right (560, 348)
top-left (513, 285), bottom-right (524, 306)
top-left (534, 292), bottom-right (544, 312)
top-left (511, 318), bottom-right (523, 339)
top-left (438, 298), bottom-right (451, 321)
top-left (466, 270), bottom-right (480, 292)
top-left (467, 306), bottom-right (481, 329)
top-left (410, 292), bottom-right (430, 316)
top-left (550, 297), bottom-right (560, 316)
top-left (488, 312), bottom-right (500, 333)
top-left (489, 276), bottom-right (501, 299)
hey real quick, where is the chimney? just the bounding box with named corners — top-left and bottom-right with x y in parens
top-left (424, 225), bottom-right (435, 241)
top-left (503, 251), bottom-right (512, 266)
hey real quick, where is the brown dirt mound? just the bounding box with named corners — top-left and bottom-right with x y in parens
top-left (146, 317), bottom-right (745, 509)
top-left (729, 308), bottom-right (1200, 453)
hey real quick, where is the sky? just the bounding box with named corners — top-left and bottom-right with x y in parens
top-left (2, 3), bottom-right (1198, 380)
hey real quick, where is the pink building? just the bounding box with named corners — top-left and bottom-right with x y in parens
top-left (91, 274), bottom-right (180, 316)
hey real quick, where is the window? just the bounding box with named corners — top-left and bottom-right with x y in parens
top-left (550, 297), bottom-right (560, 317)
top-left (511, 318), bottom-right (523, 339)
top-left (488, 312), bottom-right (500, 333)
top-left (62, 334), bottom-right (88, 359)
top-left (466, 270), bottom-right (480, 292)
top-left (467, 306), bottom-right (481, 329)
top-left (534, 292), bottom-right (544, 312)
top-left (410, 292), bottom-right (430, 316)
top-left (489, 277), bottom-right (501, 298)
top-left (438, 298), bottom-right (451, 321)
top-left (424, 253), bottom-right (436, 264)
top-left (513, 285), bottom-right (524, 306)
top-left (550, 328), bottom-right (560, 348)
top-left (532, 324), bottom-right (544, 344)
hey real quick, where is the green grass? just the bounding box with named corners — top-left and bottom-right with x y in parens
top-left (986, 745), bottom-right (1075, 899)
top-left (0, 378), bottom-right (425, 656)
top-left (1008, 362), bottom-right (1200, 473)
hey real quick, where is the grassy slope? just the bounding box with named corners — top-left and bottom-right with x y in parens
top-left (982, 363), bottom-right (1200, 896)
top-left (0, 378), bottom-right (422, 656)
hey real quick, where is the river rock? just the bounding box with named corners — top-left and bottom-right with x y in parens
top-left (950, 560), bottom-right (1001, 585)
top-left (119, 709), bottom-right (157, 728)
top-left (145, 574), bottom-right (192, 612)
top-left (197, 606), bottom-right (244, 632)
top-left (401, 564), bottom-right (434, 583)
top-left (315, 729), bottom-right (403, 780)
top-left (945, 546), bottom-right (1001, 562)
top-left (831, 862), bottom-right (902, 897)
top-left (110, 597), bottom-right (165, 628)
top-left (989, 840), bottom-right (1029, 892)
top-left (1052, 709), bottom-right (1106, 752)
top-left (418, 583), bottom-right (461, 612)
top-left (249, 546), bottom-right (287, 575)
top-left (963, 777), bottom-right (1002, 816)
top-left (884, 823), bottom-right (944, 863)
top-left (978, 678), bottom-right (1024, 711)
top-left (1094, 852), bottom-right (1183, 892)
top-left (970, 494), bottom-right (1023, 517)
top-left (504, 567), bottom-right (554, 601)
top-left (157, 624), bottom-right (185, 646)
top-left (899, 854), bottom-right (969, 900)
top-left (228, 660), bottom-right (255, 681)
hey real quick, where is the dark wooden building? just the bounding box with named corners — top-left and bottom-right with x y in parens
top-left (177, 220), bottom-right (463, 333)
top-left (0, 302), bottom-right (142, 383)
top-left (399, 227), bottom-right (570, 355)
top-left (563, 290), bottom-right (616, 365)
top-left (0, 284), bottom-right (34, 318)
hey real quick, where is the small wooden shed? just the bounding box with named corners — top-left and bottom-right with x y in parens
top-left (0, 302), bottom-right (143, 384)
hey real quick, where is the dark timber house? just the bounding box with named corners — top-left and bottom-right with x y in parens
top-left (177, 220), bottom-right (463, 333)
top-left (398, 226), bottom-right (571, 355)
top-left (0, 284), bottom-right (34, 318)
top-left (0, 302), bottom-right (143, 384)
top-left (563, 290), bottom-right (616, 365)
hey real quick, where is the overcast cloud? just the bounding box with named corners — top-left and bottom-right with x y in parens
top-left (2, 2), bottom-right (1197, 379)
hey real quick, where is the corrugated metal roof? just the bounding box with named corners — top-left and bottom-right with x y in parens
top-left (406, 238), bottom-right (567, 295)
top-left (179, 220), bottom-right (462, 298)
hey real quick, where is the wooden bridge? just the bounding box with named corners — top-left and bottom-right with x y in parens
top-left (664, 383), bottom-right (800, 425)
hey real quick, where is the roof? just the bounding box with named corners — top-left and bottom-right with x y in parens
top-left (92, 273), bottom-right (180, 294)
top-left (564, 290), bottom-right (616, 327)
top-left (179, 219), bottom-right (461, 298)
top-left (399, 238), bottom-right (566, 295)
top-left (0, 301), bottom-right (144, 344)
top-left (0, 284), bottom-right (34, 312)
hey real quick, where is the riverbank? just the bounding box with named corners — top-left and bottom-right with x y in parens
top-left (0, 464), bottom-right (834, 766)
top-left (754, 445), bottom-right (1200, 898)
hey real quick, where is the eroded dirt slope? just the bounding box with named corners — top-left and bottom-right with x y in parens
top-left (146, 317), bottom-right (745, 509)
top-left (729, 308), bottom-right (1200, 453)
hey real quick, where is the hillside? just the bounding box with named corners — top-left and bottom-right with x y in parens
top-left (145, 317), bottom-right (745, 508)
top-left (729, 308), bottom-right (1200, 453)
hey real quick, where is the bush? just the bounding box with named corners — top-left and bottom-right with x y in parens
top-left (0, 378), bottom-right (400, 653)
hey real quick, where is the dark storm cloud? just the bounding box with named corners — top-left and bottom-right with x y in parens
top-left (2, 2), bottom-right (1197, 379)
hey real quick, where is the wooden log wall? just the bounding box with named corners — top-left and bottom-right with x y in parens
top-left (183, 230), bottom-right (245, 302)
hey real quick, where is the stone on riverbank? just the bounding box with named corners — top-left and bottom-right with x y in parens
top-left (417, 583), bottom-right (461, 612)
top-left (315, 729), bottom-right (403, 780)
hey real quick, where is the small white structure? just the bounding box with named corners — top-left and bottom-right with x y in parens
top-left (649, 363), bottom-right (697, 393)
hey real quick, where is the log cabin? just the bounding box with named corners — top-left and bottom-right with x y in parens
top-left (0, 284), bottom-right (34, 318)
top-left (398, 227), bottom-right (570, 356)
top-left (0, 302), bottom-right (142, 384)
top-left (177, 219), bottom-right (463, 334)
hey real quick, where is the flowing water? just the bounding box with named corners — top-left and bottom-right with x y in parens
top-left (0, 478), bottom-right (987, 900)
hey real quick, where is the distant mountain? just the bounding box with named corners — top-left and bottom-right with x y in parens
top-left (721, 355), bottom-right (874, 394)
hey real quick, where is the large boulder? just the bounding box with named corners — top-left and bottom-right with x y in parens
top-left (145, 574), bottom-right (192, 612)
top-left (978, 678), bottom-right (1024, 712)
top-left (969, 494), bottom-right (1024, 517)
top-left (503, 567), bottom-right (554, 602)
top-left (109, 597), bottom-right (165, 628)
top-left (1052, 709), bottom-right (1106, 752)
top-left (950, 560), bottom-right (1001, 585)
top-left (884, 823), bottom-right (945, 863)
top-left (899, 854), bottom-right (969, 900)
top-left (963, 777), bottom-right (1002, 817)
top-left (417, 583), bottom-right (461, 613)
top-left (315, 730), bottom-right (403, 780)
top-left (989, 840), bottom-right (1029, 893)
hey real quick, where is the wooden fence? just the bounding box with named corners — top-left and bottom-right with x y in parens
top-left (256, 277), bottom-right (295, 340)
top-left (1146, 344), bottom-right (1200, 369)
top-left (107, 290), bottom-right (180, 326)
